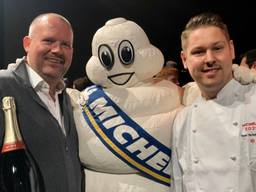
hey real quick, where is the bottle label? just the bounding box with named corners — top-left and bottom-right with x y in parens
top-left (1, 141), bottom-right (25, 153)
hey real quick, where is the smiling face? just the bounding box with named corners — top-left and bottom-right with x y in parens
top-left (23, 14), bottom-right (73, 86)
top-left (181, 26), bottom-right (235, 99)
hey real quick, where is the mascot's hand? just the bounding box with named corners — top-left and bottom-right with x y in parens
top-left (67, 88), bottom-right (89, 110)
top-left (79, 90), bottom-right (89, 105)
top-left (66, 88), bottom-right (81, 108)
top-left (232, 64), bottom-right (256, 84)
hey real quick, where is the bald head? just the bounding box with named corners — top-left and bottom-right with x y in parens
top-left (28, 13), bottom-right (73, 38)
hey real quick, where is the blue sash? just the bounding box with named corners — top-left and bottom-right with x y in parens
top-left (80, 85), bottom-right (171, 186)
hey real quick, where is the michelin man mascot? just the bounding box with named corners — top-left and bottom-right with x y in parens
top-left (68, 17), bottom-right (183, 192)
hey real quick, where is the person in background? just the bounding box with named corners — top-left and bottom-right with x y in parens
top-left (154, 60), bottom-right (180, 85)
top-left (72, 75), bottom-right (93, 91)
top-left (240, 48), bottom-right (256, 70)
top-left (0, 13), bottom-right (83, 192)
top-left (171, 12), bottom-right (256, 192)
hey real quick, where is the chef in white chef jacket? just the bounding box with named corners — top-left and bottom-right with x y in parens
top-left (69, 17), bottom-right (184, 192)
top-left (171, 12), bottom-right (256, 192)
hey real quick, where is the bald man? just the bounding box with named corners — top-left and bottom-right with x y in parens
top-left (0, 13), bottom-right (83, 192)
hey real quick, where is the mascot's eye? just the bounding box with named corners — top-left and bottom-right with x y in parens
top-left (118, 40), bottom-right (134, 65)
top-left (98, 44), bottom-right (114, 70)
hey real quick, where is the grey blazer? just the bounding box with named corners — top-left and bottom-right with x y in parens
top-left (0, 59), bottom-right (83, 192)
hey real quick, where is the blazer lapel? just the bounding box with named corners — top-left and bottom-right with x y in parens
top-left (61, 91), bottom-right (72, 135)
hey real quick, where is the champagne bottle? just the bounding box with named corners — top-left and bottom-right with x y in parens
top-left (0, 96), bottom-right (45, 192)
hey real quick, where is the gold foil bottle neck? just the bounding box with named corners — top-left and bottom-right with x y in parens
top-left (2, 96), bottom-right (16, 111)
top-left (2, 96), bottom-right (25, 153)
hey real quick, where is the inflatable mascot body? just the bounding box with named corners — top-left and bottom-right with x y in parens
top-left (69, 17), bottom-right (183, 192)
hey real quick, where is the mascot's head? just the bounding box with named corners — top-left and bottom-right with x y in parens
top-left (86, 17), bottom-right (164, 88)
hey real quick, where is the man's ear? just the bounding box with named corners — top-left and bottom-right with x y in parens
top-left (180, 51), bottom-right (188, 69)
top-left (23, 36), bottom-right (31, 53)
top-left (229, 40), bottom-right (235, 60)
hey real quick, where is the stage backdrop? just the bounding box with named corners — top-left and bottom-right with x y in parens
top-left (1, 0), bottom-right (255, 85)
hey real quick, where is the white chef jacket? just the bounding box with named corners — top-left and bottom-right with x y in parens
top-left (171, 79), bottom-right (256, 192)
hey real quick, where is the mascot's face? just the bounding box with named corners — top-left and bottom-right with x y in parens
top-left (86, 18), bottom-right (164, 88)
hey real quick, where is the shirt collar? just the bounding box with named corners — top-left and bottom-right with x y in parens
top-left (198, 79), bottom-right (241, 103)
top-left (25, 64), bottom-right (65, 93)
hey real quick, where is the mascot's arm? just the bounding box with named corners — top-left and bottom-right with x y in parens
top-left (181, 64), bottom-right (256, 106)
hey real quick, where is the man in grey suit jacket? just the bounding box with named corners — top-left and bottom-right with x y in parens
top-left (0, 13), bottom-right (83, 192)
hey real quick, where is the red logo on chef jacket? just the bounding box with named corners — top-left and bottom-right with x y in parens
top-left (241, 122), bottom-right (256, 143)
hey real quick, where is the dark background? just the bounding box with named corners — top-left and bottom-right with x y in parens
top-left (1, 0), bottom-right (255, 85)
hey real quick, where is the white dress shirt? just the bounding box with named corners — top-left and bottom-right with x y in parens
top-left (26, 64), bottom-right (66, 135)
top-left (172, 79), bottom-right (256, 192)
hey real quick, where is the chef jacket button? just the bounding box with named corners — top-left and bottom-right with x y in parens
top-left (194, 104), bottom-right (198, 108)
top-left (192, 129), bottom-right (197, 133)
top-left (193, 158), bottom-right (199, 164)
top-left (233, 122), bottom-right (238, 126)
top-left (230, 156), bottom-right (237, 161)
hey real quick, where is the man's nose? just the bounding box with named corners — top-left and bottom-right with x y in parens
top-left (205, 50), bottom-right (216, 65)
top-left (51, 42), bottom-right (63, 52)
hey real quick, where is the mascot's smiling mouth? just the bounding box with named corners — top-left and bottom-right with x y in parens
top-left (108, 72), bottom-right (135, 85)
